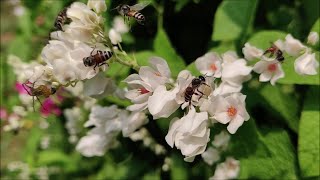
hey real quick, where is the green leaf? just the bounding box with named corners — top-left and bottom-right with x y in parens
top-left (247, 30), bottom-right (287, 49)
top-left (239, 129), bottom-right (297, 179)
top-left (133, 51), bottom-right (155, 67)
top-left (230, 120), bottom-right (297, 179)
top-left (212, 0), bottom-right (258, 41)
top-left (278, 52), bottom-right (320, 85)
top-left (298, 86), bottom-right (320, 177)
top-left (259, 84), bottom-right (299, 132)
top-left (154, 28), bottom-right (186, 77)
top-left (170, 152), bottom-right (188, 180)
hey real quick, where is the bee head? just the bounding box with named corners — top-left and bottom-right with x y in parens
top-left (83, 56), bottom-right (94, 67)
top-left (120, 4), bottom-right (130, 14)
top-left (198, 75), bottom-right (206, 82)
top-left (51, 87), bottom-right (57, 94)
top-left (191, 78), bottom-right (202, 87)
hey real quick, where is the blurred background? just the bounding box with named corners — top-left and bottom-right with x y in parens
top-left (0, 0), bottom-right (319, 179)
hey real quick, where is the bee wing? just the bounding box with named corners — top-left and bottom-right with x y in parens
top-left (129, 2), bottom-right (150, 11)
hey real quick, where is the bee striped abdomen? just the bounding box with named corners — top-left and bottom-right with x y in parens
top-left (132, 12), bottom-right (145, 24)
top-left (184, 87), bottom-right (194, 102)
top-left (95, 50), bottom-right (113, 63)
top-left (54, 8), bottom-right (68, 31)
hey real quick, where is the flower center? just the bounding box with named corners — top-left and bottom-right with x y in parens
top-left (139, 88), bottom-right (149, 94)
top-left (227, 106), bottom-right (237, 117)
top-left (267, 63), bottom-right (277, 72)
top-left (154, 72), bottom-right (161, 76)
top-left (210, 63), bottom-right (217, 71)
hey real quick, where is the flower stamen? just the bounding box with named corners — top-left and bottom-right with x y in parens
top-left (210, 63), bottom-right (217, 71)
top-left (267, 63), bottom-right (277, 72)
top-left (227, 106), bottom-right (237, 117)
top-left (138, 88), bottom-right (149, 94)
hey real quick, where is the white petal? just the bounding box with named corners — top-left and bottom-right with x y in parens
top-left (148, 85), bottom-right (179, 119)
top-left (284, 34), bottom-right (306, 56)
top-left (227, 114), bottom-right (244, 134)
top-left (87, 0), bottom-right (107, 13)
top-left (165, 117), bottom-right (182, 147)
top-left (242, 43), bottom-right (263, 61)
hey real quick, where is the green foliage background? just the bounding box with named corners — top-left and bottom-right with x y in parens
top-left (0, 0), bottom-right (319, 179)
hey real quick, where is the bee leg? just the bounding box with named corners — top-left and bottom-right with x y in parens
top-left (22, 83), bottom-right (33, 96)
top-left (93, 63), bottom-right (98, 72)
top-left (90, 45), bottom-right (97, 56)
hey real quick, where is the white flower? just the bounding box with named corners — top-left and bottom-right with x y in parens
top-left (221, 53), bottom-right (252, 87)
top-left (307, 32), bottom-right (319, 45)
top-left (221, 51), bottom-right (238, 63)
top-left (124, 57), bottom-right (172, 112)
top-left (253, 60), bottom-right (284, 85)
top-left (242, 43), bottom-right (264, 61)
top-left (87, 0), bottom-right (107, 14)
top-left (165, 107), bottom-right (210, 162)
top-left (83, 72), bottom-right (116, 98)
top-left (139, 57), bottom-right (172, 90)
top-left (122, 111), bottom-right (148, 137)
top-left (67, 2), bottom-right (103, 28)
top-left (76, 133), bottom-right (116, 157)
top-left (201, 147), bottom-right (220, 165)
top-left (64, 107), bottom-right (82, 141)
top-left (284, 34), bottom-right (306, 56)
top-left (109, 28), bottom-right (122, 44)
top-left (148, 85), bottom-right (180, 119)
top-left (113, 16), bottom-right (129, 34)
top-left (212, 131), bottom-right (230, 150)
top-left (195, 52), bottom-right (222, 77)
top-left (50, 2), bottom-right (104, 44)
top-left (7, 55), bottom-right (41, 82)
top-left (124, 74), bottom-right (153, 112)
top-left (213, 81), bottom-right (242, 96)
top-left (85, 105), bottom-right (122, 133)
top-left (207, 93), bottom-right (249, 134)
top-left (294, 51), bottom-right (319, 75)
top-left (209, 157), bottom-right (240, 180)
top-left (42, 40), bottom-right (109, 84)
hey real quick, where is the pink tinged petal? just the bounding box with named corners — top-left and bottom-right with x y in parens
top-left (165, 117), bottom-right (182, 147)
top-left (294, 52), bottom-right (319, 75)
top-left (259, 71), bottom-right (272, 82)
top-left (0, 107), bottom-right (8, 120)
top-left (149, 56), bottom-right (171, 78)
top-left (242, 43), bottom-right (264, 61)
top-left (127, 102), bottom-right (148, 112)
top-left (148, 85), bottom-right (179, 119)
top-left (214, 112), bottom-right (230, 124)
top-left (253, 61), bottom-right (268, 73)
top-left (284, 34), bottom-right (306, 56)
top-left (227, 114), bottom-right (244, 134)
top-left (270, 65), bottom-right (285, 85)
top-left (83, 72), bottom-right (115, 97)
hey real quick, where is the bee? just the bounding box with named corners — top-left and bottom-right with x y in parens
top-left (115, 2), bottom-right (149, 25)
top-left (54, 7), bottom-right (69, 31)
top-left (184, 75), bottom-right (211, 106)
top-left (263, 43), bottom-right (285, 62)
top-left (22, 81), bottom-right (57, 112)
top-left (83, 47), bottom-right (113, 71)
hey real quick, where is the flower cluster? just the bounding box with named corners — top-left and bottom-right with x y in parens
top-left (243, 33), bottom-right (319, 85)
top-left (76, 105), bottom-right (148, 157)
top-left (123, 53), bottom-right (251, 161)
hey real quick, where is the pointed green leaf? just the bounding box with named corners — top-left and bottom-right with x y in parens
top-left (212, 0), bottom-right (258, 41)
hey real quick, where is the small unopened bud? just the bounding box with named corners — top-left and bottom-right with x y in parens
top-left (307, 32), bottom-right (319, 45)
